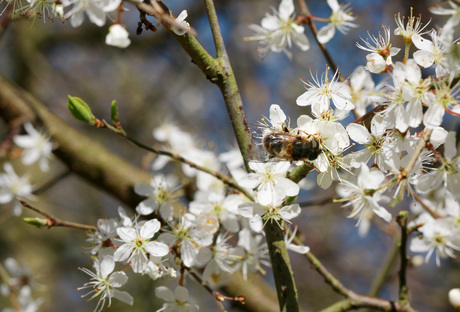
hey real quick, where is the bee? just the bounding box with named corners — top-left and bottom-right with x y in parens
top-left (262, 129), bottom-right (322, 162)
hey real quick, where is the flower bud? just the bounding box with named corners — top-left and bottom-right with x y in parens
top-left (23, 217), bottom-right (49, 228)
top-left (110, 100), bottom-right (119, 125)
top-left (68, 96), bottom-right (95, 125)
top-left (449, 288), bottom-right (460, 311)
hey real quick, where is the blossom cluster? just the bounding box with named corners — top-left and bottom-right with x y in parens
top-left (245, 0), bottom-right (357, 58)
top-left (0, 258), bottom-right (43, 312)
top-left (0, 0), bottom-right (190, 48)
top-left (74, 116), bottom-right (313, 310)
top-left (244, 2), bottom-right (460, 268)
top-left (3, 0), bottom-right (460, 310)
top-left (0, 123), bottom-right (53, 216)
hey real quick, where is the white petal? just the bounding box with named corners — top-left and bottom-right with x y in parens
top-left (13, 136), bottom-right (35, 148)
top-left (317, 171), bottom-right (333, 189)
top-left (113, 243), bottom-right (133, 262)
top-left (130, 251), bottom-right (148, 273)
top-left (108, 271), bottom-right (128, 287)
top-left (145, 241), bottom-right (169, 257)
top-left (174, 286), bottom-right (190, 302)
top-left (100, 256), bottom-right (115, 278)
top-left (181, 240), bottom-right (197, 267)
top-left (423, 104), bottom-right (445, 128)
top-left (155, 286), bottom-right (175, 301)
top-left (277, 178), bottom-right (300, 197)
top-left (413, 50), bottom-right (434, 68)
top-left (269, 104), bottom-right (287, 127)
top-left (140, 219), bottom-right (161, 239)
top-left (117, 227), bottom-right (136, 242)
top-left (412, 34), bottom-right (433, 51)
top-left (288, 244), bottom-right (310, 254)
top-left (279, 204), bottom-right (301, 220)
top-left (346, 123), bottom-right (371, 144)
top-left (136, 197), bottom-right (158, 215)
top-left (317, 23), bottom-right (335, 44)
top-left (112, 289), bottom-right (133, 305)
top-left (369, 199), bottom-right (392, 222)
top-left (134, 183), bottom-right (155, 196)
top-left (292, 30), bottom-right (310, 51)
top-left (430, 127), bottom-right (448, 148)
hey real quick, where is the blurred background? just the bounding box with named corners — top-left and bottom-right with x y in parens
top-left (0, 0), bottom-right (459, 311)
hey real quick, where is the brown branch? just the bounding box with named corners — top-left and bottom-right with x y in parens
top-left (19, 199), bottom-right (95, 231)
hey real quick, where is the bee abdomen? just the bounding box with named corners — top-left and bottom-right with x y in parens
top-left (292, 138), bottom-right (321, 161)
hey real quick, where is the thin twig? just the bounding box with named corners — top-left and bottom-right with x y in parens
top-left (183, 265), bottom-right (245, 311)
top-left (132, 0), bottom-right (197, 36)
top-left (19, 199), bottom-right (95, 231)
top-left (296, 0), bottom-right (342, 80)
top-left (291, 233), bottom-right (418, 311)
top-left (411, 191), bottom-right (440, 219)
top-left (204, 0), bottom-right (225, 58)
top-left (102, 121), bottom-right (254, 201)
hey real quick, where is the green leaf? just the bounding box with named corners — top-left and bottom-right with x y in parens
top-left (67, 95), bottom-right (95, 125)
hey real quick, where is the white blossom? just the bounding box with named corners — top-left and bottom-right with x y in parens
top-left (239, 160), bottom-right (299, 206)
top-left (245, 0), bottom-right (309, 58)
top-left (13, 123), bottom-right (53, 172)
top-left (357, 26), bottom-right (400, 74)
top-left (105, 24), bottom-right (131, 48)
top-left (135, 175), bottom-right (179, 221)
top-left (78, 255), bottom-right (133, 311)
top-left (410, 215), bottom-right (460, 267)
top-left (0, 163), bottom-right (35, 216)
top-left (336, 164), bottom-right (391, 225)
top-left (114, 219), bottom-right (169, 273)
top-left (296, 67), bottom-right (354, 116)
top-left (317, 0), bottom-right (357, 44)
top-left (155, 286), bottom-right (199, 312)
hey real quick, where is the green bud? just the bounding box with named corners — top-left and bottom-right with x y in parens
top-left (23, 217), bottom-right (49, 228)
top-left (110, 100), bottom-right (119, 125)
top-left (68, 95), bottom-right (95, 125)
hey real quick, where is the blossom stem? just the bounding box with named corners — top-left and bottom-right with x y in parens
top-left (411, 191), bottom-right (441, 219)
top-left (18, 199), bottom-right (96, 231)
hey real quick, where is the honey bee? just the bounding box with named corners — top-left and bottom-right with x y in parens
top-left (262, 129), bottom-right (322, 162)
